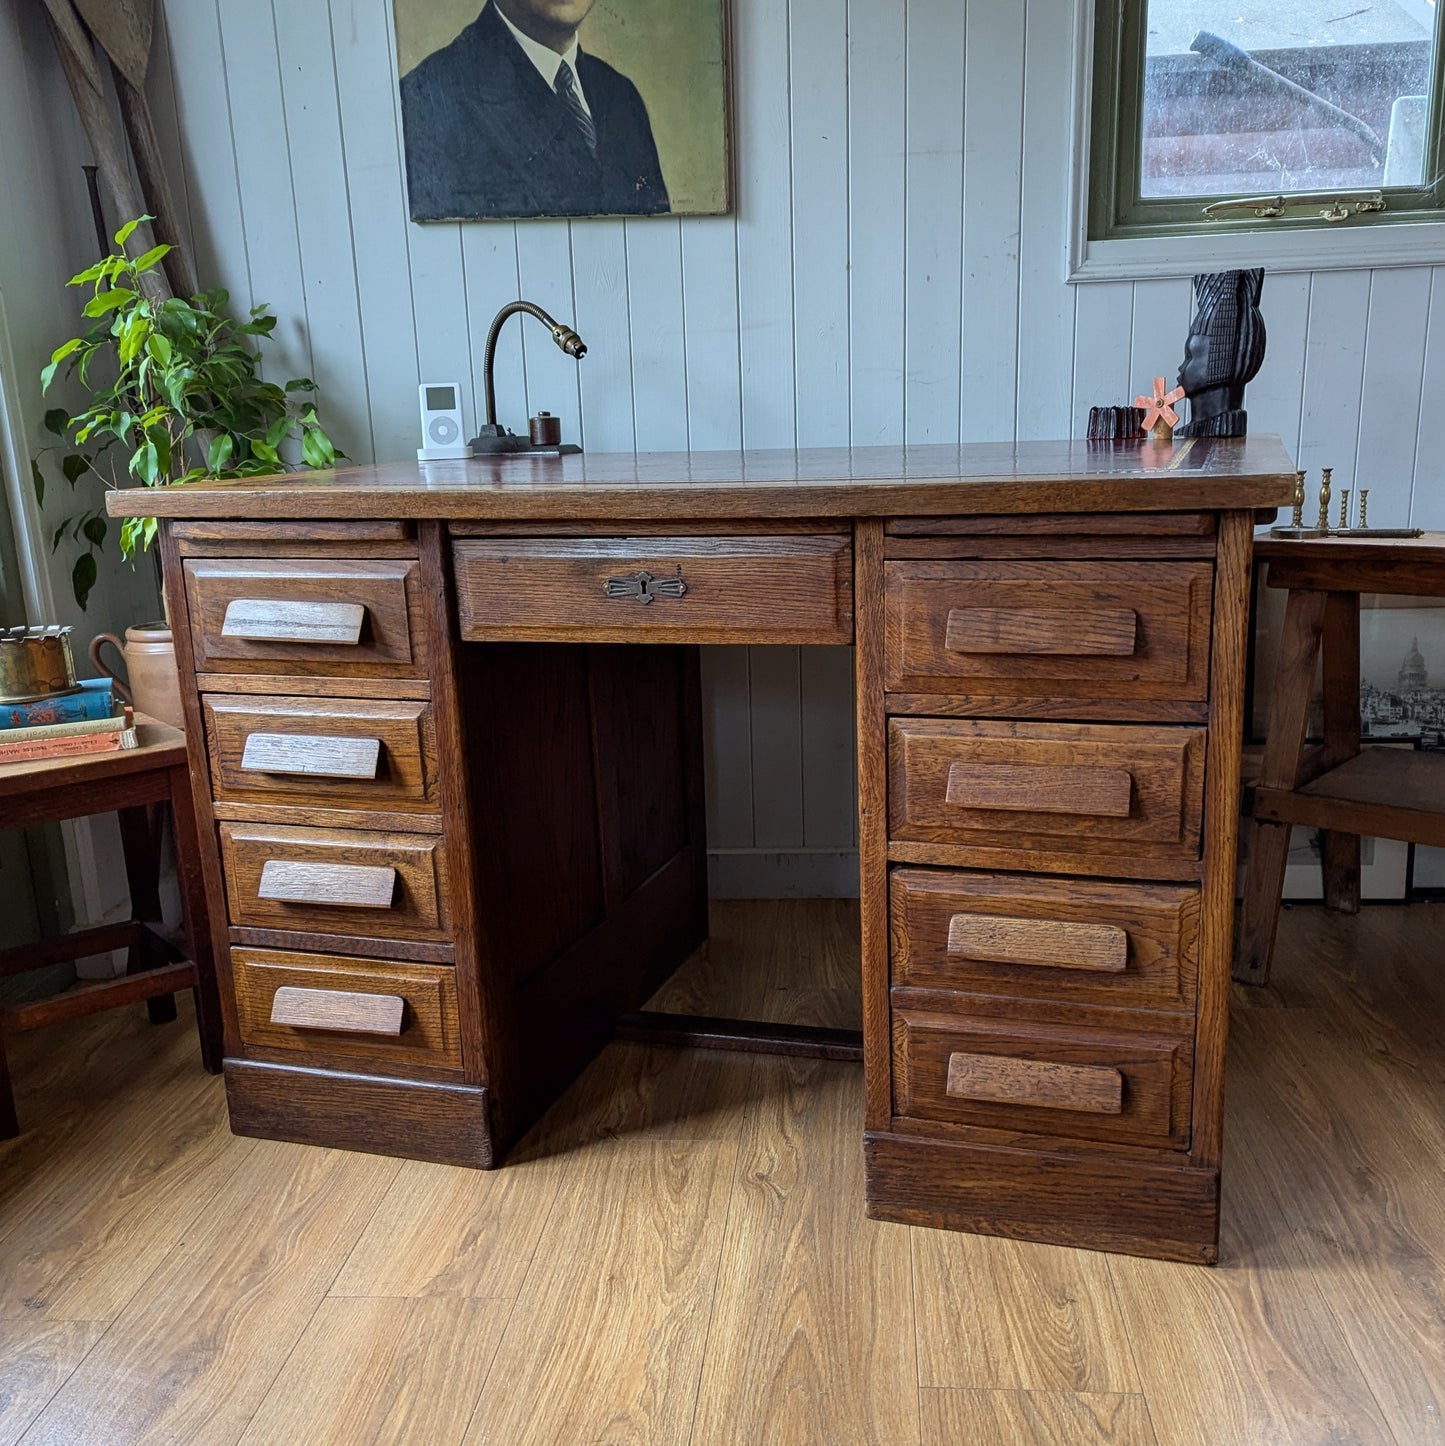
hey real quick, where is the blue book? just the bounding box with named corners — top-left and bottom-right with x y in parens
top-left (0, 677), bottom-right (116, 730)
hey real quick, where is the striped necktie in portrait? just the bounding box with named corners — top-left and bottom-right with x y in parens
top-left (555, 61), bottom-right (597, 155)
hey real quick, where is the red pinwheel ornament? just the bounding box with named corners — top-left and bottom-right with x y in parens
top-left (1135, 376), bottom-right (1185, 435)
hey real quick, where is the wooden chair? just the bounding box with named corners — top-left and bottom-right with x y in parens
top-left (1236, 535), bottom-right (1445, 985)
top-left (0, 715), bottom-right (222, 1135)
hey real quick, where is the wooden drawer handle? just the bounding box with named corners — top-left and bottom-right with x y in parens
top-left (240, 732), bottom-right (382, 780)
top-left (945, 761), bottom-right (1133, 817)
top-left (946, 1052), bottom-right (1123, 1115)
top-left (221, 598), bottom-right (366, 644)
top-left (948, 914), bottom-right (1128, 973)
top-left (257, 860), bottom-right (397, 908)
top-left (270, 985), bottom-right (405, 1036)
top-left (944, 607), bottom-right (1138, 657)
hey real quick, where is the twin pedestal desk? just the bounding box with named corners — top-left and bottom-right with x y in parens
top-left (111, 438), bottom-right (1295, 1264)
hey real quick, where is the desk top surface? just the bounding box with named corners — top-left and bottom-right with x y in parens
top-left (108, 436), bottom-right (1297, 522)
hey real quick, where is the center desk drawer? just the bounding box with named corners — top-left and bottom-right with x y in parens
top-left (453, 535), bottom-right (853, 644)
top-left (889, 719), bottom-right (1205, 865)
top-left (184, 558), bottom-right (426, 676)
top-left (204, 695), bottom-right (438, 810)
top-left (884, 560), bottom-right (1212, 704)
top-left (220, 823), bottom-right (449, 940)
top-left (231, 947), bottom-right (461, 1071)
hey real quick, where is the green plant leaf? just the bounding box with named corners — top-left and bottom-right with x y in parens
top-left (285, 377), bottom-right (317, 392)
top-left (131, 440), bottom-right (160, 486)
top-left (301, 426), bottom-right (335, 469)
top-left (71, 552), bottom-right (97, 610)
top-left (43, 407), bottom-right (69, 436)
top-left (82, 288), bottom-right (136, 318)
top-left (119, 515), bottom-right (141, 560)
top-left (31, 458), bottom-right (44, 507)
top-left (113, 216), bottom-right (151, 247)
top-left (131, 243), bottom-right (172, 273)
top-left (61, 453), bottom-right (89, 486)
top-left (146, 332), bottom-right (173, 366)
top-left (250, 439), bottom-right (280, 468)
top-left (40, 361), bottom-right (58, 392)
top-left (206, 433), bottom-right (234, 472)
top-left (145, 423), bottom-right (171, 479)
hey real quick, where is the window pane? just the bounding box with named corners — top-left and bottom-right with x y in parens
top-left (1141, 0), bottom-right (1435, 198)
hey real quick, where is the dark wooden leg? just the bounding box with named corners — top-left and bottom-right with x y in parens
top-left (169, 767), bottom-right (223, 1073)
top-left (0, 1031), bottom-right (17, 1138)
top-left (118, 802), bottom-right (177, 1024)
top-left (1236, 587), bottom-right (1328, 985)
top-left (1320, 591), bottom-right (1362, 913)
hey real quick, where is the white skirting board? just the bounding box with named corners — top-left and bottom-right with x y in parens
top-left (707, 849), bottom-right (859, 900)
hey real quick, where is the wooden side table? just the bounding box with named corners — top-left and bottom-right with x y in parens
top-left (1236, 534), bottom-right (1445, 985)
top-left (0, 716), bottom-right (222, 1135)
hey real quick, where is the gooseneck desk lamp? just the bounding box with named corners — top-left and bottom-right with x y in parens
top-left (469, 300), bottom-right (587, 455)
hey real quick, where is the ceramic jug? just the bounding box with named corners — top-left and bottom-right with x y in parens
top-left (89, 621), bottom-right (185, 730)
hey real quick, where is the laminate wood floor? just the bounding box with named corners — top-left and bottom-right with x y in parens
top-left (2, 899), bottom-right (1442, 1445)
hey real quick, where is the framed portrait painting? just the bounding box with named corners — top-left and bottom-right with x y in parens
top-left (393, 0), bottom-right (730, 221)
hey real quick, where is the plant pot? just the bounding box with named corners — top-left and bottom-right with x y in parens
top-left (89, 621), bottom-right (185, 730)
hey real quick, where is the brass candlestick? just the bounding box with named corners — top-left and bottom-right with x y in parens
top-left (1317, 467), bottom-right (1333, 532)
top-left (1291, 470), bottom-right (1306, 528)
top-left (1340, 490), bottom-right (1351, 530)
top-left (1359, 490), bottom-right (1369, 528)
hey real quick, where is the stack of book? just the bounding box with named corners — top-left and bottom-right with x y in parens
top-left (0, 679), bottom-right (137, 764)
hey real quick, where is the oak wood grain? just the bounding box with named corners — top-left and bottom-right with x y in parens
top-left (105, 436), bottom-right (1299, 521)
top-left (224, 1061), bottom-right (492, 1166)
top-left (945, 604), bottom-right (1139, 655)
top-left (462, 1140), bottom-right (734, 1445)
top-left (893, 1006), bottom-right (1192, 1151)
top-left (890, 719), bottom-right (1205, 864)
top-left (220, 823), bottom-right (448, 941)
top-left (920, 1390), bottom-right (1159, 1446)
top-left (221, 596), bottom-right (365, 644)
top-left (912, 1230), bottom-right (1140, 1393)
top-left (184, 557), bottom-right (428, 678)
top-left (945, 760), bottom-right (1135, 817)
top-left (891, 870), bottom-right (1199, 1011)
top-left (946, 1052), bottom-right (1124, 1114)
top-left (21, 1146), bottom-right (399, 1446)
top-left (690, 1057), bottom-right (920, 1444)
top-left (269, 985), bottom-right (405, 1036)
top-left (239, 1298), bottom-right (505, 1446)
top-left (948, 914), bottom-right (1128, 973)
top-left (453, 534), bottom-right (854, 644)
top-left (0, 1318), bottom-right (108, 1445)
top-left (231, 948), bottom-right (461, 1070)
top-left (888, 510), bottom-right (1215, 537)
top-left (885, 560), bottom-right (1212, 702)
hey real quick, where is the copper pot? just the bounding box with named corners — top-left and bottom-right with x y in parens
top-left (0, 626), bottom-right (79, 703)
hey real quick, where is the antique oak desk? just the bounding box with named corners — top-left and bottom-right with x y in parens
top-left (110, 438), bottom-right (1294, 1263)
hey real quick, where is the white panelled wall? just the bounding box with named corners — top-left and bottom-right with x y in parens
top-left (149, 0), bottom-right (1443, 896)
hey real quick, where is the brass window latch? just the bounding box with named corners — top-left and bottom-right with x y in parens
top-left (1202, 191), bottom-right (1386, 223)
top-left (603, 567), bottom-right (688, 605)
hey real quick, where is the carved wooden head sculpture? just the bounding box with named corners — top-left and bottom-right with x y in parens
top-left (1176, 268), bottom-right (1266, 438)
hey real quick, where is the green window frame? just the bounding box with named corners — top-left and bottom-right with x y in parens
top-left (1089, 0), bottom-right (1445, 243)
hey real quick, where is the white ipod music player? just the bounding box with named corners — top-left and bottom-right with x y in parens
top-left (417, 382), bottom-right (472, 460)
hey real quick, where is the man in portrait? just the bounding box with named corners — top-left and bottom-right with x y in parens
top-left (399, 0), bottom-right (671, 221)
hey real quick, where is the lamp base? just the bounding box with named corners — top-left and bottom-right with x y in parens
top-left (469, 424), bottom-right (581, 456)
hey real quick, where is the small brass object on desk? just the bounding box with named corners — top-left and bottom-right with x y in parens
top-left (1270, 469), bottom-right (1330, 537)
top-left (1359, 489), bottom-right (1369, 528)
top-left (1340, 490), bottom-right (1351, 530)
top-left (1317, 467), bottom-right (1333, 532)
top-left (0, 626), bottom-right (79, 704)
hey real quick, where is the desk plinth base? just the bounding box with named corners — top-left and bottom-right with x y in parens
top-left (864, 1131), bottom-right (1221, 1265)
top-left (224, 1059), bottom-right (494, 1169)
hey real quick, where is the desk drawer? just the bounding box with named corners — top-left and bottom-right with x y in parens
top-left (204, 695), bottom-right (438, 810)
top-left (231, 946), bottom-right (461, 1071)
top-left (892, 1004), bottom-right (1192, 1150)
top-left (453, 535), bottom-right (853, 643)
top-left (220, 822), bottom-right (449, 941)
top-left (890, 869), bottom-right (1198, 1011)
top-left (889, 719), bottom-right (1205, 865)
top-left (883, 560), bottom-right (1212, 703)
top-left (184, 558), bottom-right (426, 677)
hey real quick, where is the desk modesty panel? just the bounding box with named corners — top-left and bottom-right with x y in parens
top-left (110, 438), bottom-right (1296, 1263)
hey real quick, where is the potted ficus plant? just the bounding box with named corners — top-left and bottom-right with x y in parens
top-left (32, 217), bottom-right (340, 725)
